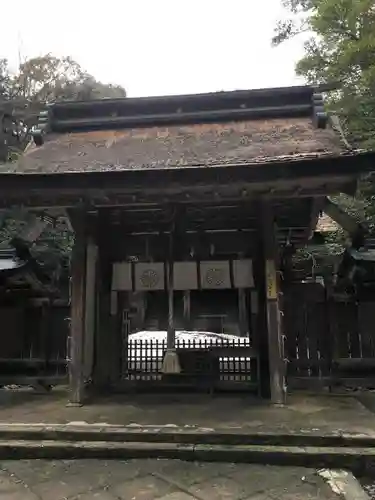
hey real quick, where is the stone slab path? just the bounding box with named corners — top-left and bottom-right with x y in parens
top-left (0, 459), bottom-right (345, 499)
top-left (1, 391), bottom-right (375, 439)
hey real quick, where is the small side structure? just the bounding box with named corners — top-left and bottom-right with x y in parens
top-left (284, 197), bottom-right (375, 390)
top-left (0, 214), bottom-right (68, 388)
top-left (0, 85), bottom-right (374, 405)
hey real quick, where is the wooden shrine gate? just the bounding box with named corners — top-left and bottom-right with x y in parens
top-left (284, 282), bottom-right (375, 389)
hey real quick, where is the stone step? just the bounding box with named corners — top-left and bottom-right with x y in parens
top-left (0, 439), bottom-right (375, 474)
top-left (0, 423), bottom-right (375, 448)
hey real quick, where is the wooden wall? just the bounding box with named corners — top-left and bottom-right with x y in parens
top-left (0, 305), bottom-right (69, 361)
top-left (284, 282), bottom-right (375, 387)
top-left (3, 282), bottom-right (375, 390)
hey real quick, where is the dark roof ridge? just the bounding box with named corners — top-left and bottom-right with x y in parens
top-left (32, 84), bottom-right (332, 146)
top-left (45, 83), bottom-right (336, 108)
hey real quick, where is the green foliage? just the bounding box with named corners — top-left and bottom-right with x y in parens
top-left (0, 59), bottom-right (13, 99)
top-left (0, 210), bottom-right (73, 284)
top-left (1, 53), bottom-right (126, 104)
top-left (274, 1), bottom-right (375, 271)
top-left (0, 54), bottom-right (126, 283)
top-left (1, 54), bottom-right (127, 160)
top-left (274, 0), bottom-right (375, 148)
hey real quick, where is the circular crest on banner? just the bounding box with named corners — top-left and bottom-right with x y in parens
top-left (140, 269), bottom-right (160, 289)
top-left (205, 267), bottom-right (224, 287)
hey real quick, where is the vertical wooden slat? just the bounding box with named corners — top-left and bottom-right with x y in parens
top-left (329, 300), bottom-right (340, 361)
top-left (283, 287), bottom-right (298, 377)
top-left (336, 302), bottom-right (352, 358)
top-left (359, 302), bottom-right (375, 358)
top-left (40, 303), bottom-right (50, 366)
top-left (121, 303), bottom-right (130, 380)
top-left (297, 300), bottom-right (309, 376)
top-left (301, 283), bottom-right (324, 377)
top-left (306, 298), bottom-right (319, 377)
top-left (319, 292), bottom-right (332, 377)
top-left (348, 301), bottom-right (361, 358)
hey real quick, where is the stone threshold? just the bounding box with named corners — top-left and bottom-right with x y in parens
top-left (1, 439), bottom-right (375, 474)
top-left (0, 422), bottom-right (375, 448)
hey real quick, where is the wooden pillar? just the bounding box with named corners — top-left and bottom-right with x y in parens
top-left (162, 216), bottom-right (181, 374)
top-left (83, 235), bottom-right (97, 381)
top-left (238, 288), bottom-right (247, 336)
top-left (94, 212), bottom-right (120, 388)
top-left (254, 237), bottom-right (270, 398)
top-left (183, 291), bottom-right (191, 329)
top-left (250, 290), bottom-right (258, 338)
top-left (167, 229), bottom-right (175, 349)
top-left (67, 210), bottom-right (87, 406)
top-left (40, 302), bottom-right (49, 365)
top-left (262, 202), bottom-right (286, 405)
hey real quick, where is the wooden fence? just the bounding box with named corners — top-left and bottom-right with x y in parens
top-left (0, 305), bottom-right (69, 386)
top-left (2, 283), bottom-right (375, 391)
top-left (284, 282), bottom-right (375, 389)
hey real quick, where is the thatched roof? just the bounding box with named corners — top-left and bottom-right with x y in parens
top-left (0, 85), bottom-right (346, 174)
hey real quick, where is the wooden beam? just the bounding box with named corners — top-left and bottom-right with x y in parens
top-left (262, 202), bottom-right (286, 405)
top-left (324, 197), bottom-right (362, 234)
top-left (67, 210), bottom-right (87, 406)
top-left (0, 181), bottom-right (356, 209)
top-left (324, 197), bottom-right (367, 247)
top-left (0, 150), bottom-right (373, 193)
top-left (0, 168), bottom-right (358, 212)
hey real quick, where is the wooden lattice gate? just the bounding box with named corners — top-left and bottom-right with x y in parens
top-left (284, 283), bottom-right (331, 387)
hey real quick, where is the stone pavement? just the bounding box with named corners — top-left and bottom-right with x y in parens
top-left (1, 390), bottom-right (375, 438)
top-left (0, 459), bottom-right (343, 500)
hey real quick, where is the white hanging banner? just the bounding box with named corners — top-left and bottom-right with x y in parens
top-left (200, 261), bottom-right (231, 289)
top-left (233, 259), bottom-right (254, 288)
top-left (135, 262), bottom-right (165, 291)
top-left (173, 262), bottom-right (198, 290)
top-left (112, 262), bottom-right (132, 291)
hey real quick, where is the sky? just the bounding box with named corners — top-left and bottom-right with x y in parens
top-left (0, 0), bottom-right (307, 98)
